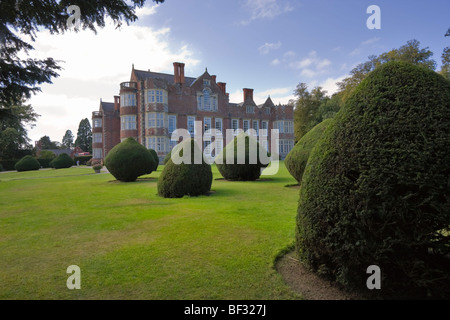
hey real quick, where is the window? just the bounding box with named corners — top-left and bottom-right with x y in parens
top-left (203, 79), bottom-right (210, 86)
top-left (261, 121), bottom-right (268, 136)
top-left (274, 121), bottom-right (284, 133)
top-left (232, 119), bottom-right (239, 134)
top-left (285, 121), bottom-right (294, 134)
top-left (93, 119), bottom-right (102, 128)
top-left (243, 120), bottom-right (250, 132)
top-left (121, 94), bottom-right (136, 107)
top-left (197, 88), bottom-right (217, 111)
top-left (278, 139), bottom-right (294, 155)
top-left (204, 141), bottom-right (212, 156)
top-left (169, 140), bottom-right (177, 151)
top-left (147, 113), bottom-right (165, 128)
top-left (93, 133), bottom-right (102, 143)
top-left (215, 138), bottom-right (223, 156)
top-left (204, 117), bottom-right (211, 133)
top-left (147, 89), bottom-right (167, 104)
top-left (265, 107), bottom-right (270, 115)
top-left (252, 120), bottom-right (259, 135)
top-left (187, 116), bottom-right (195, 136)
top-left (148, 137), bottom-right (167, 152)
top-left (168, 115), bottom-right (176, 135)
top-left (246, 106), bottom-right (254, 114)
top-left (121, 115), bottom-right (136, 130)
top-left (93, 148), bottom-right (102, 159)
top-left (215, 118), bottom-right (222, 133)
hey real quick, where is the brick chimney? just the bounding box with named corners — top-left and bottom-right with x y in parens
top-left (173, 62), bottom-right (185, 84)
top-left (243, 88), bottom-right (254, 101)
top-left (211, 75), bottom-right (216, 83)
top-left (114, 95), bottom-right (120, 112)
top-left (217, 82), bottom-right (227, 94)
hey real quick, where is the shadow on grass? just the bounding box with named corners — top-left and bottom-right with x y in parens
top-left (108, 177), bottom-right (157, 184)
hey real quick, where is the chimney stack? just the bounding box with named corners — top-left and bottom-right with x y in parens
top-left (217, 82), bottom-right (227, 94)
top-left (211, 75), bottom-right (216, 83)
top-left (173, 62), bottom-right (185, 84)
top-left (114, 95), bottom-right (120, 111)
top-left (243, 88), bottom-right (254, 101)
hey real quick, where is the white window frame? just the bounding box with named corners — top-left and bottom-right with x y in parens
top-left (252, 120), bottom-right (259, 136)
top-left (261, 121), bottom-right (268, 136)
top-left (121, 93), bottom-right (136, 107)
top-left (93, 133), bottom-right (102, 143)
top-left (232, 119), bottom-right (239, 135)
top-left (187, 116), bottom-right (195, 136)
top-left (93, 119), bottom-right (102, 128)
top-left (204, 117), bottom-right (212, 133)
top-left (168, 115), bottom-right (176, 136)
top-left (121, 115), bottom-right (137, 130)
top-left (215, 118), bottom-right (222, 133)
top-left (93, 148), bottom-right (103, 159)
top-left (243, 120), bottom-right (250, 132)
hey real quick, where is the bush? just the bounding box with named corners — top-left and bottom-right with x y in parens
top-left (157, 139), bottom-right (212, 198)
top-left (74, 155), bottom-right (92, 165)
top-left (215, 133), bottom-right (269, 181)
top-left (0, 163), bottom-right (4, 171)
top-left (296, 61), bottom-right (450, 299)
top-left (104, 137), bottom-right (156, 182)
top-left (148, 149), bottom-right (159, 171)
top-left (0, 160), bottom-right (17, 171)
top-left (285, 119), bottom-right (333, 183)
top-left (163, 150), bottom-right (172, 165)
top-left (37, 158), bottom-right (52, 168)
top-left (50, 153), bottom-right (74, 169)
top-left (14, 155), bottom-right (40, 172)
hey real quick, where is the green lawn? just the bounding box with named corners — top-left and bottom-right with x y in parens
top-left (0, 162), bottom-right (301, 299)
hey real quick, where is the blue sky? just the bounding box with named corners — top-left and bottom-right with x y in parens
top-left (27, 0), bottom-right (450, 143)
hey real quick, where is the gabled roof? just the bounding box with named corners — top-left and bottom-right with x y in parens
top-left (258, 96), bottom-right (275, 108)
top-left (133, 69), bottom-right (196, 86)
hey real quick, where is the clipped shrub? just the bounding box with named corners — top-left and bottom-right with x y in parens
top-left (37, 158), bottom-right (52, 168)
top-left (104, 137), bottom-right (156, 182)
top-left (148, 149), bottom-right (159, 172)
top-left (14, 155), bottom-right (40, 172)
top-left (158, 139), bottom-right (212, 198)
top-left (163, 149), bottom-right (172, 165)
top-left (215, 133), bottom-right (269, 181)
top-left (0, 160), bottom-right (17, 171)
top-left (50, 153), bottom-right (74, 169)
top-left (285, 119), bottom-right (333, 183)
top-left (296, 61), bottom-right (450, 299)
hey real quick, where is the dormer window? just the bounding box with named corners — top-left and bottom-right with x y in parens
top-left (246, 106), bottom-right (255, 114)
top-left (197, 88), bottom-right (217, 112)
top-left (203, 79), bottom-right (211, 86)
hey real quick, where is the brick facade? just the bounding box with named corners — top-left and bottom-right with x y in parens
top-left (91, 62), bottom-right (294, 162)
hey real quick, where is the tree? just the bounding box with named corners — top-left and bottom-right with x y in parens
top-left (0, 103), bottom-right (39, 159)
top-left (62, 130), bottom-right (74, 149)
top-left (440, 27), bottom-right (450, 80)
top-left (337, 40), bottom-right (436, 102)
top-left (293, 83), bottom-right (326, 142)
top-left (38, 135), bottom-right (59, 150)
top-left (0, 0), bottom-right (165, 111)
top-left (75, 118), bottom-right (92, 153)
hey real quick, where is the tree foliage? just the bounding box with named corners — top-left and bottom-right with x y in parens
top-left (0, 0), bottom-right (164, 110)
top-left (62, 130), bottom-right (74, 149)
top-left (75, 118), bottom-right (92, 153)
top-left (440, 27), bottom-right (450, 80)
top-left (14, 155), bottom-right (40, 172)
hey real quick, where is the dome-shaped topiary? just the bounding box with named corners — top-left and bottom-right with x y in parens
top-left (14, 155), bottom-right (40, 172)
top-left (157, 139), bottom-right (212, 198)
top-left (104, 137), bottom-right (156, 182)
top-left (296, 61), bottom-right (450, 298)
top-left (285, 118), bottom-right (333, 184)
top-left (49, 153), bottom-right (74, 169)
top-left (148, 148), bottom-right (159, 172)
top-left (163, 149), bottom-right (172, 165)
top-left (215, 133), bottom-right (269, 181)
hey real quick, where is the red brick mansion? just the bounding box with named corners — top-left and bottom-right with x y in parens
top-left (91, 62), bottom-right (294, 162)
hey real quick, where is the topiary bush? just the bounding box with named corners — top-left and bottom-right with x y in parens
top-left (14, 155), bottom-right (40, 172)
top-left (148, 148), bottom-right (159, 172)
top-left (104, 137), bottom-right (156, 182)
top-left (163, 149), bottom-right (172, 165)
top-left (296, 61), bottom-right (450, 299)
top-left (158, 139), bottom-right (212, 198)
top-left (50, 153), bottom-right (74, 169)
top-left (215, 133), bottom-right (269, 181)
top-left (285, 118), bottom-right (333, 184)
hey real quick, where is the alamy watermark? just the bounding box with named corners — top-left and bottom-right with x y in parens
top-left (66, 265), bottom-right (81, 290)
top-left (170, 121), bottom-right (280, 175)
top-left (367, 5), bottom-right (381, 30)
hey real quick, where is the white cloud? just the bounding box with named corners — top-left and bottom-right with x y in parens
top-left (135, 4), bottom-right (159, 17)
top-left (228, 86), bottom-right (294, 105)
top-left (241, 0), bottom-right (294, 25)
top-left (258, 41), bottom-right (282, 55)
top-left (318, 75), bottom-right (347, 96)
top-left (288, 51), bottom-right (332, 78)
top-left (24, 16), bottom-right (200, 142)
top-left (271, 58), bottom-right (281, 66)
top-left (362, 37), bottom-right (380, 46)
top-left (300, 69), bottom-right (318, 78)
top-left (350, 48), bottom-right (361, 56)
